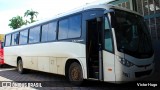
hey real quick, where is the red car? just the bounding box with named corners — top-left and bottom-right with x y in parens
top-left (0, 41), bottom-right (4, 67)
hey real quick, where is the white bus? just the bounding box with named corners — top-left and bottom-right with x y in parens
top-left (4, 3), bottom-right (154, 84)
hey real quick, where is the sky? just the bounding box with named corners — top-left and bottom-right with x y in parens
top-left (0, 0), bottom-right (112, 34)
top-left (0, 0), bottom-right (111, 34)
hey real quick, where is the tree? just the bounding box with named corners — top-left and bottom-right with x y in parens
top-left (24, 9), bottom-right (39, 23)
top-left (8, 15), bottom-right (26, 29)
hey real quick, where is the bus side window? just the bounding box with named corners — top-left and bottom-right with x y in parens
top-left (58, 18), bottom-right (69, 40)
top-left (12, 32), bottom-right (19, 45)
top-left (19, 29), bottom-right (28, 45)
top-left (104, 17), bottom-right (113, 52)
top-left (29, 26), bottom-right (41, 43)
top-left (41, 21), bottom-right (57, 42)
top-left (5, 34), bottom-right (11, 47)
top-left (58, 14), bottom-right (81, 40)
top-left (68, 15), bottom-right (81, 38)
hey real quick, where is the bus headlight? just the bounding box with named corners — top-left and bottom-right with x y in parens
top-left (119, 58), bottom-right (134, 67)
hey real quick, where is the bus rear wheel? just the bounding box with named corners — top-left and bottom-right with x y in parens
top-left (68, 62), bottom-right (83, 85)
top-left (17, 59), bottom-right (25, 74)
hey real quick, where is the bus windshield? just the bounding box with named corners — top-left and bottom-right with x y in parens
top-left (111, 9), bottom-right (153, 58)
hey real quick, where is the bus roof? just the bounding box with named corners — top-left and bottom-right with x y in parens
top-left (7, 3), bottom-right (142, 34)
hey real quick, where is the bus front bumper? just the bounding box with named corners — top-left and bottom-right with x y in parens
top-left (115, 62), bottom-right (155, 83)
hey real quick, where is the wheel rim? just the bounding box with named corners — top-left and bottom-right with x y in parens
top-left (71, 66), bottom-right (81, 81)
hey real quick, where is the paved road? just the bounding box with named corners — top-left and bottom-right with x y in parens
top-left (0, 67), bottom-right (111, 90)
top-left (0, 65), bottom-right (159, 90)
top-left (0, 46), bottom-right (160, 90)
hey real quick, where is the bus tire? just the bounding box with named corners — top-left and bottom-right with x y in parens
top-left (17, 59), bottom-right (25, 74)
top-left (68, 62), bottom-right (83, 85)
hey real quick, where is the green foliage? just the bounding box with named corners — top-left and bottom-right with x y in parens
top-left (8, 16), bottom-right (26, 29)
top-left (8, 9), bottom-right (39, 30)
top-left (24, 9), bottom-right (39, 23)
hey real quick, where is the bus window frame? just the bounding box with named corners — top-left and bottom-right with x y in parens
top-left (19, 29), bottom-right (29, 45)
top-left (57, 13), bottom-right (82, 41)
top-left (4, 34), bottom-right (12, 47)
top-left (41, 20), bottom-right (58, 43)
top-left (28, 25), bottom-right (41, 44)
top-left (11, 32), bottom-right (20, 46)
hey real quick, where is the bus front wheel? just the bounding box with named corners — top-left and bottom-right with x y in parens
top-left (68, 62), bottom-right (83, 85)
top-left (17, 59), bottom-right (25, 74)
